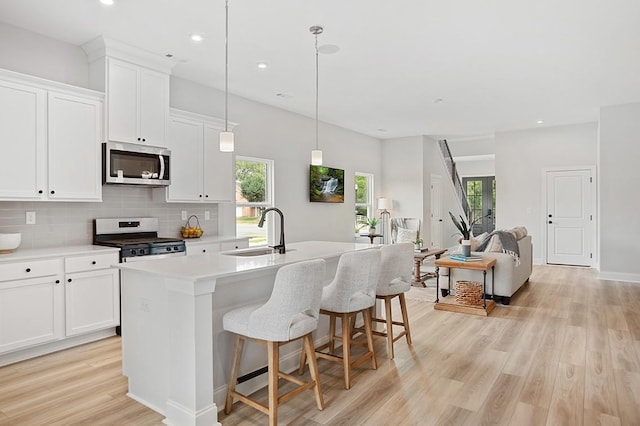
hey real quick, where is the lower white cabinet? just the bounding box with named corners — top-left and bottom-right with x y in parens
top-left (0, 274), bottom-right (64, 353)
top-left (0, 249), bottom-right (120, 359)
top-left (65, 269), bottom-right (119, 336)
top-left (185, 238), bottom-right (249, 256)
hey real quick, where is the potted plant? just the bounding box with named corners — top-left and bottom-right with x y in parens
top-left (413, 237), bottom-right (423, 252)
top-left (449, 212), bottom-right (482, 256)
top-left (367, 217), bottom-right (379, 235)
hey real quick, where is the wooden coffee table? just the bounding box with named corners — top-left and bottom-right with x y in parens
top-left (413, 248), bottom-right (447, 287)
top-left (434, 255), bottom-right (496, 316)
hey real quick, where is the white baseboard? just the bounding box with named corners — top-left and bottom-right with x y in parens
top-left (598, 271), bottom-right (640, 284)
top-left (0, 328), bottom-right (116, 367)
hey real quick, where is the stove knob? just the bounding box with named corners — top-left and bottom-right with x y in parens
top-left (139, 249), bottom-right (145, 255)
top-left (131, 249), bottom-right (137, 255)
top-left (166, 247), bottom-right (171, 252)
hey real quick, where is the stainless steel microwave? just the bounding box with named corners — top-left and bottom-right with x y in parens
top-left (102, 142), bottom-right (171, 186)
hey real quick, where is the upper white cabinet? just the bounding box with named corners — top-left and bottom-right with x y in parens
top-left (0, 70), bottom-right (103, 202)
top-left (0, 79), bottom-right (46, 200)
top-left (106, 58), bottom-right (169, 146)
top-left (166, 109), bottom-right (235, 203)
top-left (47, 91), bottom-right (102, 201)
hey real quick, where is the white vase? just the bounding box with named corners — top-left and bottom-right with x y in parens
top-left (369, 227), bottom-right (376, 235)
top-left (414, 243), bottom-right (421, 252)
top-left (461, 239), bottom-right (471, 257)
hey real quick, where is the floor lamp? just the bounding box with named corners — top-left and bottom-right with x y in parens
top-left (378, 198), bottom-right (393, 244)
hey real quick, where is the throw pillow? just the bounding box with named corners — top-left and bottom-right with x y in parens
top-left (471, 232), bottom-right (488, 250)
top-left (396, 227), bottom-right (418, 243)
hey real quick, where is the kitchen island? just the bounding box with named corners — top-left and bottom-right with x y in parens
top-left (116, 241), bottom-right (373, 426)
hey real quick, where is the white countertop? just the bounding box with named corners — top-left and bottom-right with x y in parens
top-left (0, 245), bottom-right (120, 263)
top-left (117, 241), bottom-right (374, 282)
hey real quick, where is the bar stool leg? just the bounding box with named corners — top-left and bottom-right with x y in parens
top-left (341, 313), bottom-right (352, 390)
top-left (225, 335), bottom-right (244, 414)
top-left (363, 308), bottom-right (377, 369)
top-left (328, 315), bottom-right (336, 354)
top-left (399, 293), bottom-right (412, 345)
top-left (267, 341), bottom-right (279, 426)
top-left (384, 297), bottom-right (395, 359)
top-left (303, 333), bottom-right (324, 410)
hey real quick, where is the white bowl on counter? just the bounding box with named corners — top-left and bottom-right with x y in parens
top-left (0, 233), bottom-right (21, 254)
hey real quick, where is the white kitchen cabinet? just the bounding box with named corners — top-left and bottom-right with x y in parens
top-left (47, 91), bottom-right (102, 201)
top-left (107, 57), bottom-right (169, 146)
top-left (0, 79), bottom-right (46, 200)
top-left (166, 109), bottom-right (235, 203)
top-left (0, 70), bottom-right (103, 202)
top-left (0, 259), bottom-right (64, 354)
top-left (64, 252), bottom-right (120, 336)
top-left (185, 238), bottom-right (249, 256)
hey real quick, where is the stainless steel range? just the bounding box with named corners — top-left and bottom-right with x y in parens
top-left (93, 217), bottom-right (186, 262)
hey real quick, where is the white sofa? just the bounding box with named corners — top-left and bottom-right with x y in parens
top-left (439, 235), bottom-right (532, 305)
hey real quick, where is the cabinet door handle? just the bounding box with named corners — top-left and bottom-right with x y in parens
top-left (38, 190), bottom-right (43, 194)
top-left (26, 268), bottom-right (31, 272)
top-left (55, 279), bottom-right (60, 284)
top-left (50, 190), bottom-right (55, 195)
top-left (205, 194), bottom-right (209, 198)
top-left (199, 194), bottom-right (203, 198)
top-left (67, 278), bottom-right (72, 283)
top-left (92, 260), bottom-right (97, 265)
top-left (202, 249), bottom-right (206, 253)
top-left (137, 137), bottom-right (141, 141)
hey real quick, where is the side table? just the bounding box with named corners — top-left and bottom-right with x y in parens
top-left (360, 233), bottom-right (383, 245)
top-left (413, 248), bottom-right (447, 286)
top-left (434, 255), bottom-right (497, 316)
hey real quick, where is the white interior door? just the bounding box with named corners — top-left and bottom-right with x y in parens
top-left (430, 174), bottom-right (443, 248)
top-left (546, 169), bottom-right (593, 266)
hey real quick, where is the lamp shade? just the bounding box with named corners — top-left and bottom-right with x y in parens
top-left (378, 197), bottom-right (393, 210)
top-left (311, 149), bottom-right (323, 165)
top-left (220, 131), bottom-right (234, 152)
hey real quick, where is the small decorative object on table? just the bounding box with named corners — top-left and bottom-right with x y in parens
top-left (413, 237), bottom-right (423, 252)
top-left (367, 217), bottom-right (378, 235)
top-left (449, 211), bottom-right (486, 257)
top-left (181, 215), bottom-right (204, 238)
top-left (455, 281), bottom-right (483, 306)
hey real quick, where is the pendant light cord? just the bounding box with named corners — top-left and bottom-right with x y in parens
top-left (224, 0), bottom-right (229, 132)
top-left (314, 30), bottom-right (319, 151)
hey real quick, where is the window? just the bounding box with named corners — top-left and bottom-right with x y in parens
top-left (354, 172), bottom-right (374, 235)
top-left (235, 157), bottom-right (274, 246)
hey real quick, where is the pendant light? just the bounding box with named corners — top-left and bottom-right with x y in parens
top-left (219, 0), bottom-right (234, 152)
top-left (310, 25), bottom-right (323, 165)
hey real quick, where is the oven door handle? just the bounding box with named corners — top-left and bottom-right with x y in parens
top-left (159, 155), bottom-right (165, 179)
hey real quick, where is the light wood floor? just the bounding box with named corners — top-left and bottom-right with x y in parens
top-left (1, 265), bottom-right (640, 425)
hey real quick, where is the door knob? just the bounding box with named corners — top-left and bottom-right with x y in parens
top-left (548, 221), bottom-right (553, 224)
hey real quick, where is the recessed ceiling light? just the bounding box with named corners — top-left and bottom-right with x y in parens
top-left (377, 128), bottom-right (387, 132)
top-left (275, 93), bottom-right (293, 99)
top-left (536, 120), bottom-right (544, 124)
top-left (434, 98), bottom-right (444, 103)
top-left (165, 53), bottom-right (174, 58)
top-left (99, 0), bottom-right (114, 5)
top-left (257, 62), bottom-right (268, 69)
top-left (190, 34), bottom-right (204, 42)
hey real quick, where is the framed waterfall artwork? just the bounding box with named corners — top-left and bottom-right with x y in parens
top-left (309, 165), bottom-right (344, 203)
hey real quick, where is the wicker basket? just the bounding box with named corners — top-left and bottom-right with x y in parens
top-left (454, 281), bottom-right (483, 306)
top-left (181, 215), bottom-right (204, 238)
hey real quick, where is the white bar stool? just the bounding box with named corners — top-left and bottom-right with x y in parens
top-left (223, 259), bottom-right (326, 426)
top-left (371, 242), bottom-right (414, 359)
top-left (301, 249), bottom-right (381, 390)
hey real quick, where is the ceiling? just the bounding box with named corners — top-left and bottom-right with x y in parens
top-left (1, 0), bottom-right (639, 140)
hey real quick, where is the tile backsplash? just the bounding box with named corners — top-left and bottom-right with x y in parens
top-left (0, 186), bottom-right (219, 250)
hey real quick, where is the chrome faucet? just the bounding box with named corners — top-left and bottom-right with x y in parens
top-left (258, 207), bottom-right (286, 254)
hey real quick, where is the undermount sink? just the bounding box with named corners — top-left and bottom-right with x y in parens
top-left (222, 248), bottom-right (295, 257)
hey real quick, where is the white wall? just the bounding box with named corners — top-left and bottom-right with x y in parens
top-left (381, 136), bottom-right (463, 249)
top-left (171, 77), bottom-right (382, 243)
top-left (495, 122), bottom-right (598, 263)
top-left (0, 22), bottom-right (88, 87)
top-left (598, 103), bottom-right (640, 281)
